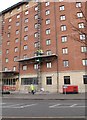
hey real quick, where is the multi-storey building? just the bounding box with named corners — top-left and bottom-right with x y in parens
top-left (0, 1), bottom-right (87, 93)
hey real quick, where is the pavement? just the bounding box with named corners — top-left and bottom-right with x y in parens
top-left (2, 91), bottom-right (87, 100)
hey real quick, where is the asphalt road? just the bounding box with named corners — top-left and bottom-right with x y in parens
top-left (2, 99), bottom-right (86, 118)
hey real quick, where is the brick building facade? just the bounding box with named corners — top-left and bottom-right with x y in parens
top-left (0, 1), bottom-right (87, 93)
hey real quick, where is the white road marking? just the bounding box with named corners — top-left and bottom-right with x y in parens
top-left (13, 104), bottom-right (37, 108)
top-left (49, 104), bottom-right (61, 108)
top-left (2, 103), bottom-right (24, 108)
top-left (70, 104), bottom-right (77, 107)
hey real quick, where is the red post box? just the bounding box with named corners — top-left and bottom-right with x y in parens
top-left (63, 85), bottom-right (78, 94)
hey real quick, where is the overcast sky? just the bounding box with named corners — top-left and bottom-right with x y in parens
top-left (0, 0), bottom-right (22, 12)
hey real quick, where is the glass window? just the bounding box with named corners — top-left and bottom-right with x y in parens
top-left (7, 33), bottom-right (10, 37)
top-left (13, 66), bottom-right (16, 71)
top-left (21, 78), bottom-right (38, 85)
top-left (47, 62), bottom-right (52, 68)
top-left (34, 42), bottom-right (39, 48)
top-left (35, 14), bottom-right (38, 20)
top-left (78, 23), bottom-right (84, 28)
top-left (14, 47), bottom-right (18, 52)
top-left (25, 10), bottom-right (29, 15)
top-left (34, 64), bottom-right (38, 69)
top-left (62, 48), bottom-right (68, 54)
top-left (80, 34), bottom-right (86, 40)
top-left (64, 76), bottom-right (70, 84)
top-left (45, 10), bottom-right (50, 15)
top-left (15, 38), bottom-right (19, 43)
top-left (83, 75), bottom-right (87, 84)
top-left (61, 36), bottom-right (67, 42)
top-left (22, 65), bottom-right (27, 70)
top-left (7, 41), bottom-right (10, 45)
top-left (17, 14), bottom-right (20, 19)
top-left (24, 26), bottom-right (28, 32)
top-left (6, 49), bottom-right (9, 54)
top-left (16, 30), bottom-right (19, 35)
top-left (34, 23), bottom-right (38, 28)
top-left (46, 19), bottom-right (50, 25)
top-left (81, 46), bottom-right (87, 52)
top-left (23, 45), bottom-right (28, 50)
top-left (34, 32), bottom-right (38, 38)
top-left (46, 39), bottom-right (51, 45)
top-left (60, 5), bottom-right (65, 11)
top-left (77, 12), bottom-right (83, 18)
top-left (17, 6), bottom-right (21, 11)
top-left (16, 21), bottom-right (20, 26)
top-left (4, 67), bottom-right (8, 71)
top-left (5, 58), bottom-right (8, 63)
top-left (14, 56), bottom-right (17, 62)
top-left (46, 50), bottom-right (52, 55)
top-left (60, 15), bottom-right (66, 20)
top-left (76, 2), bottom-right (82, 8)
top-left (46, 77), bottom-right (52, 85)
top-left (61, 25), bottom-right (67, 31)
top-left (63, 60), bottom-right (69, 67)
top-left (35, 6), bottom-right (38, 11)
top-left (8, 25), bottom-right (11, 29)
top-left (45, 2), bottom-right (50, 6)
top-left (8, 18), bottom-right (12, 22)
top-left (24, 18), bottom-right (28, 23)
top-left (23, 54), bottom-right (27, 59)
top-left (46, 29), bottom-right (50, 34)
top-left (24, 35), bottom-right (28, 40)
top-left (82, 59), bottom-right (87, 66)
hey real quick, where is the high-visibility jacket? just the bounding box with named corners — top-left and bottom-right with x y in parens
top-left (30, 85), bottom-right (34, 91)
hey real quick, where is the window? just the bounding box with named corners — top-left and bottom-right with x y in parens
top-left (77, 12), bottom-right (83, 18)
top-left (34, 64), bottom-right (38, 69)
top-left (17, 14), bottom-right (20, 19)
top-left (46, 19), bottom-right (50, 25)
top-left (76, 2), bottom-right (82, 8)
top-left (34, 42), bottom-right (39, 48)
top-left (24, 26), bottom-right (28, 32)
top-left (63, 60), bottom-right (69, 67)
top-left (46, 39), bottom-right (51, 45)
top-left (8, 25), bottom-right (11, 29)
top-left (15, 38), bottom-right (19, 43)
top-left (4, 67), bottom-right (8, 71)
top-left (34, 23), bottom-right (38, 28)
top-left (22, 65), bottom-right (27, 70)
top-left (14, 56), bottom-right (17, 61)
top-left (45, 10), bottom-right (50, 15)
top-left (81, 46), bottom-right (87, 52)
top-left (64, 76), bottom-right (70, 84)
top-left (23, 45), bottom-right (28, 50)
top-left (46, 29), bottom-right (50, 34)
top-left (61, 25), bottom-right (67, 31)
top-left (16, 30), bottom-right (19, 35)
top-left (25, 3), bottom-right (29, 7)
top-left (16, 21), bottom-right (20, 26)
top-left (34, 32), bottom-right (38, 38)
top-left (25, 10), bottom-right (29, 15)
top-left (8, 18), bottom-right (12, 22)
top-left (82, 59), bottom-right (87, 66)
top-left (60, 5), bottom-right (65, 11)
top-left (7, 41), bottom-right (10, 45)
top-left (25, 18), bottom-right (28, 23)
top-left (21, 78), bottom-right (38, 85)
top-left (35, 6), bottom-right (38, 11)
top-left (14, 47), bottom-right (18, 52)
top-left (13, 66), bottom-right (16, 71)
top-left (62, 48), bottom-right (68, 54)
top-left (80, 34), bottom-right (86, 40)
top-left (34, 14), bottom-right (38, 20)
top-left (7, 33), bottom-right (10, 37)
top-left (6, 49), bottom-right (9, 54)
top-left (45, 2), bottom-right (50, 6)
top-left (23, 54), bottom-right (27, 59)
top-left (83, 75), bottom-right (87, 84)
top-left (46, 50), bottom-right (52, 55)
top-left (61, 36), bottom-right (67, 42)
top-left (47, 62), bottom-right (51, 68)
top-left (78, 23), bottom-right (84, 28)
top-left (9, 10), bottom-right (12, 14)
top-left (17, 6), bottom-right (21, 11)
top-left (60, 15), bottom-right (66, 20)
top-left (5, 58), bottom-right (8, 63)
top-left (46, 77), bottom-right (52, 85)
top-left (24, 35), bottom-right (28, 40)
